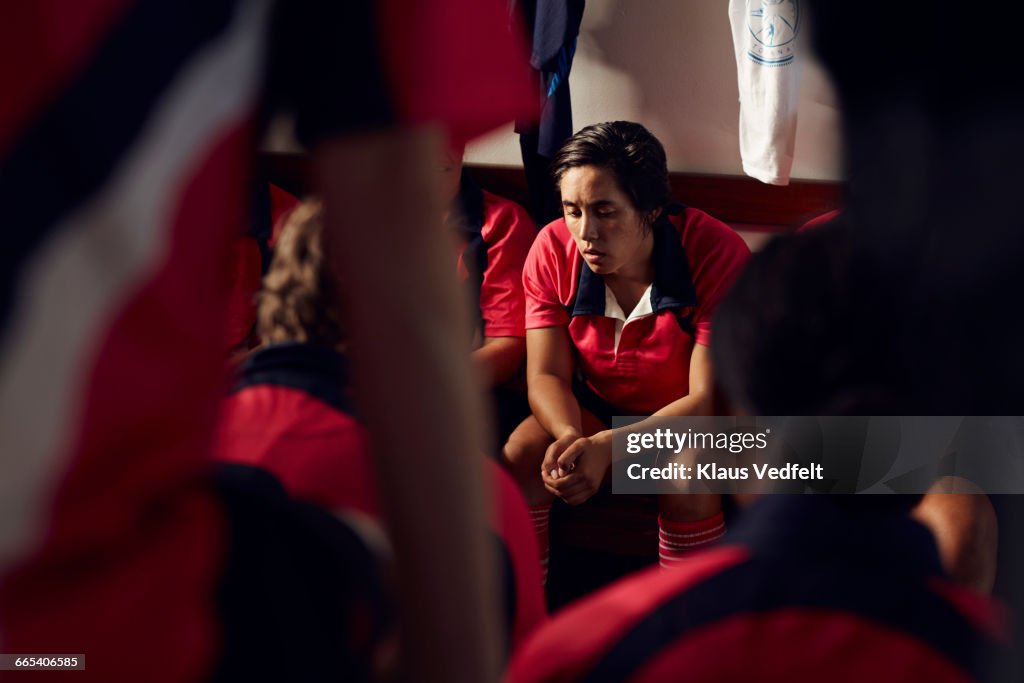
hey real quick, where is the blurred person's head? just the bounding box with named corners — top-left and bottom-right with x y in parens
top-left (552, 121), bottom-right (670, 276)
top-left (257, 200), bottom-right (344, 348)
top-left (712, 218), bottom-right (895, 415)
top-left (713, 220), bottom-right (924, 515)
top-left (807, 2), bottom-right (1024, 417)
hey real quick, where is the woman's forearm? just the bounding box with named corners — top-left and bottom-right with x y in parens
top-left (652, 390), bottom-right (712, 418)
top-left (609, 390), bottom-right (712, 443)
top-left (528, 373), bottom-right (583, 439)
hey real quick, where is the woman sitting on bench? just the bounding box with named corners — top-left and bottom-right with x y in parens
top-left (501, 121), bottom-right (751, 579)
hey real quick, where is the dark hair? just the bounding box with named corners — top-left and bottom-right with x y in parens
top-left (711, 218), bottom-right (896, 415)
top-left (552, 121), bottom-right (670, 216)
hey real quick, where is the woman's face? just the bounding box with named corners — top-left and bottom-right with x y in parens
top-left (559, 165), bottom-right (653, 276)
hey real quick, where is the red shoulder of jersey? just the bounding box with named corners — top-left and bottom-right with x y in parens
top-left (522, 218), bottom-right (578, 330)
top-left (214, 382), bottom-right (378, 518)
top-left (479, 190), bottom-right (536, 338)
top-left (676, 208), bottom-right (751, 346)
top-left (375, 0), bottom-right (536, 146)
top-left (506, 547), bottom-right (750, 682)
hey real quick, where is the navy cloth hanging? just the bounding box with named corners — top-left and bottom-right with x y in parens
top-left (513, 0), bottom-right (586, 225)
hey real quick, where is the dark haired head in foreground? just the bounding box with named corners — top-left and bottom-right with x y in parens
top-left (713, 221), bottom-right (915, 521)
top-left (712, 219), bottom-right (875, 416)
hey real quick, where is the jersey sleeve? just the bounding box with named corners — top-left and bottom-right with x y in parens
top-left (480, 196), bottom-right (536, 338)
top-left (686, 212), bottom-right (752, 347)
top-left (523, 227), bottom-right (570, 330)
top-left (374, 0), bottom-right (535, 147)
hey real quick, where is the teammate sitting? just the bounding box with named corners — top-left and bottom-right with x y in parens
top-left (501, 121), bottom-right (751, 581)
top-left (213, 201), bottom-right (547, 652)
top-left (441, 144), bottom-right (538, 444)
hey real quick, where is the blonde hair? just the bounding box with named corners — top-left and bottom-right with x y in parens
top-left (257, 200), bottom-right (344, 347)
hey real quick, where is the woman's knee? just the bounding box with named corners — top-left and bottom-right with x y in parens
top-left (501, 417), bottom-right (552, 484)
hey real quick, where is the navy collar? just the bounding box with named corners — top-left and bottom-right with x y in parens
top-left (236, 342), bottom-right (354, 416)
top-left (727, 495), bottom-right (944, 577)
top-left (570, 204), bottom-right (698, 318)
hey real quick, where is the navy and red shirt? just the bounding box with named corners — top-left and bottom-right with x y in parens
top-left (214, 343), bottom-right (375, 515)
top-left (455, 173), bottom-right (538, 341)
top-left (507, 495), bottom-right (1008, 683)
top-left (0, 0), bottom-right (532, 679)
top-left (214, 342), bottom-right (547, 650)
top-left (523, 206), bottom-right (750, 414)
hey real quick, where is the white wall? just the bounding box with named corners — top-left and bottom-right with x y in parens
top-left (466, 0), bottom-right (844, 181)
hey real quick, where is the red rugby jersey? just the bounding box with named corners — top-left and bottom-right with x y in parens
top-left (214, 343), bottom-right (547, 650)
top-left (523, 206), bottom-right (750, 413)
top-left (507, 496), bottom-right (1008, 683)
top-left (456, 178), bottom-right (538, 340)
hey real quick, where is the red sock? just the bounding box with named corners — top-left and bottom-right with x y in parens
top-left (528, 504), bottom-right (551, 585)
top-left (658, 512), bottom-right (726, 568)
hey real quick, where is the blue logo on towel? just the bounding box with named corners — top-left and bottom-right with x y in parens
top-left (747, 0), bottom-right (800, 66)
